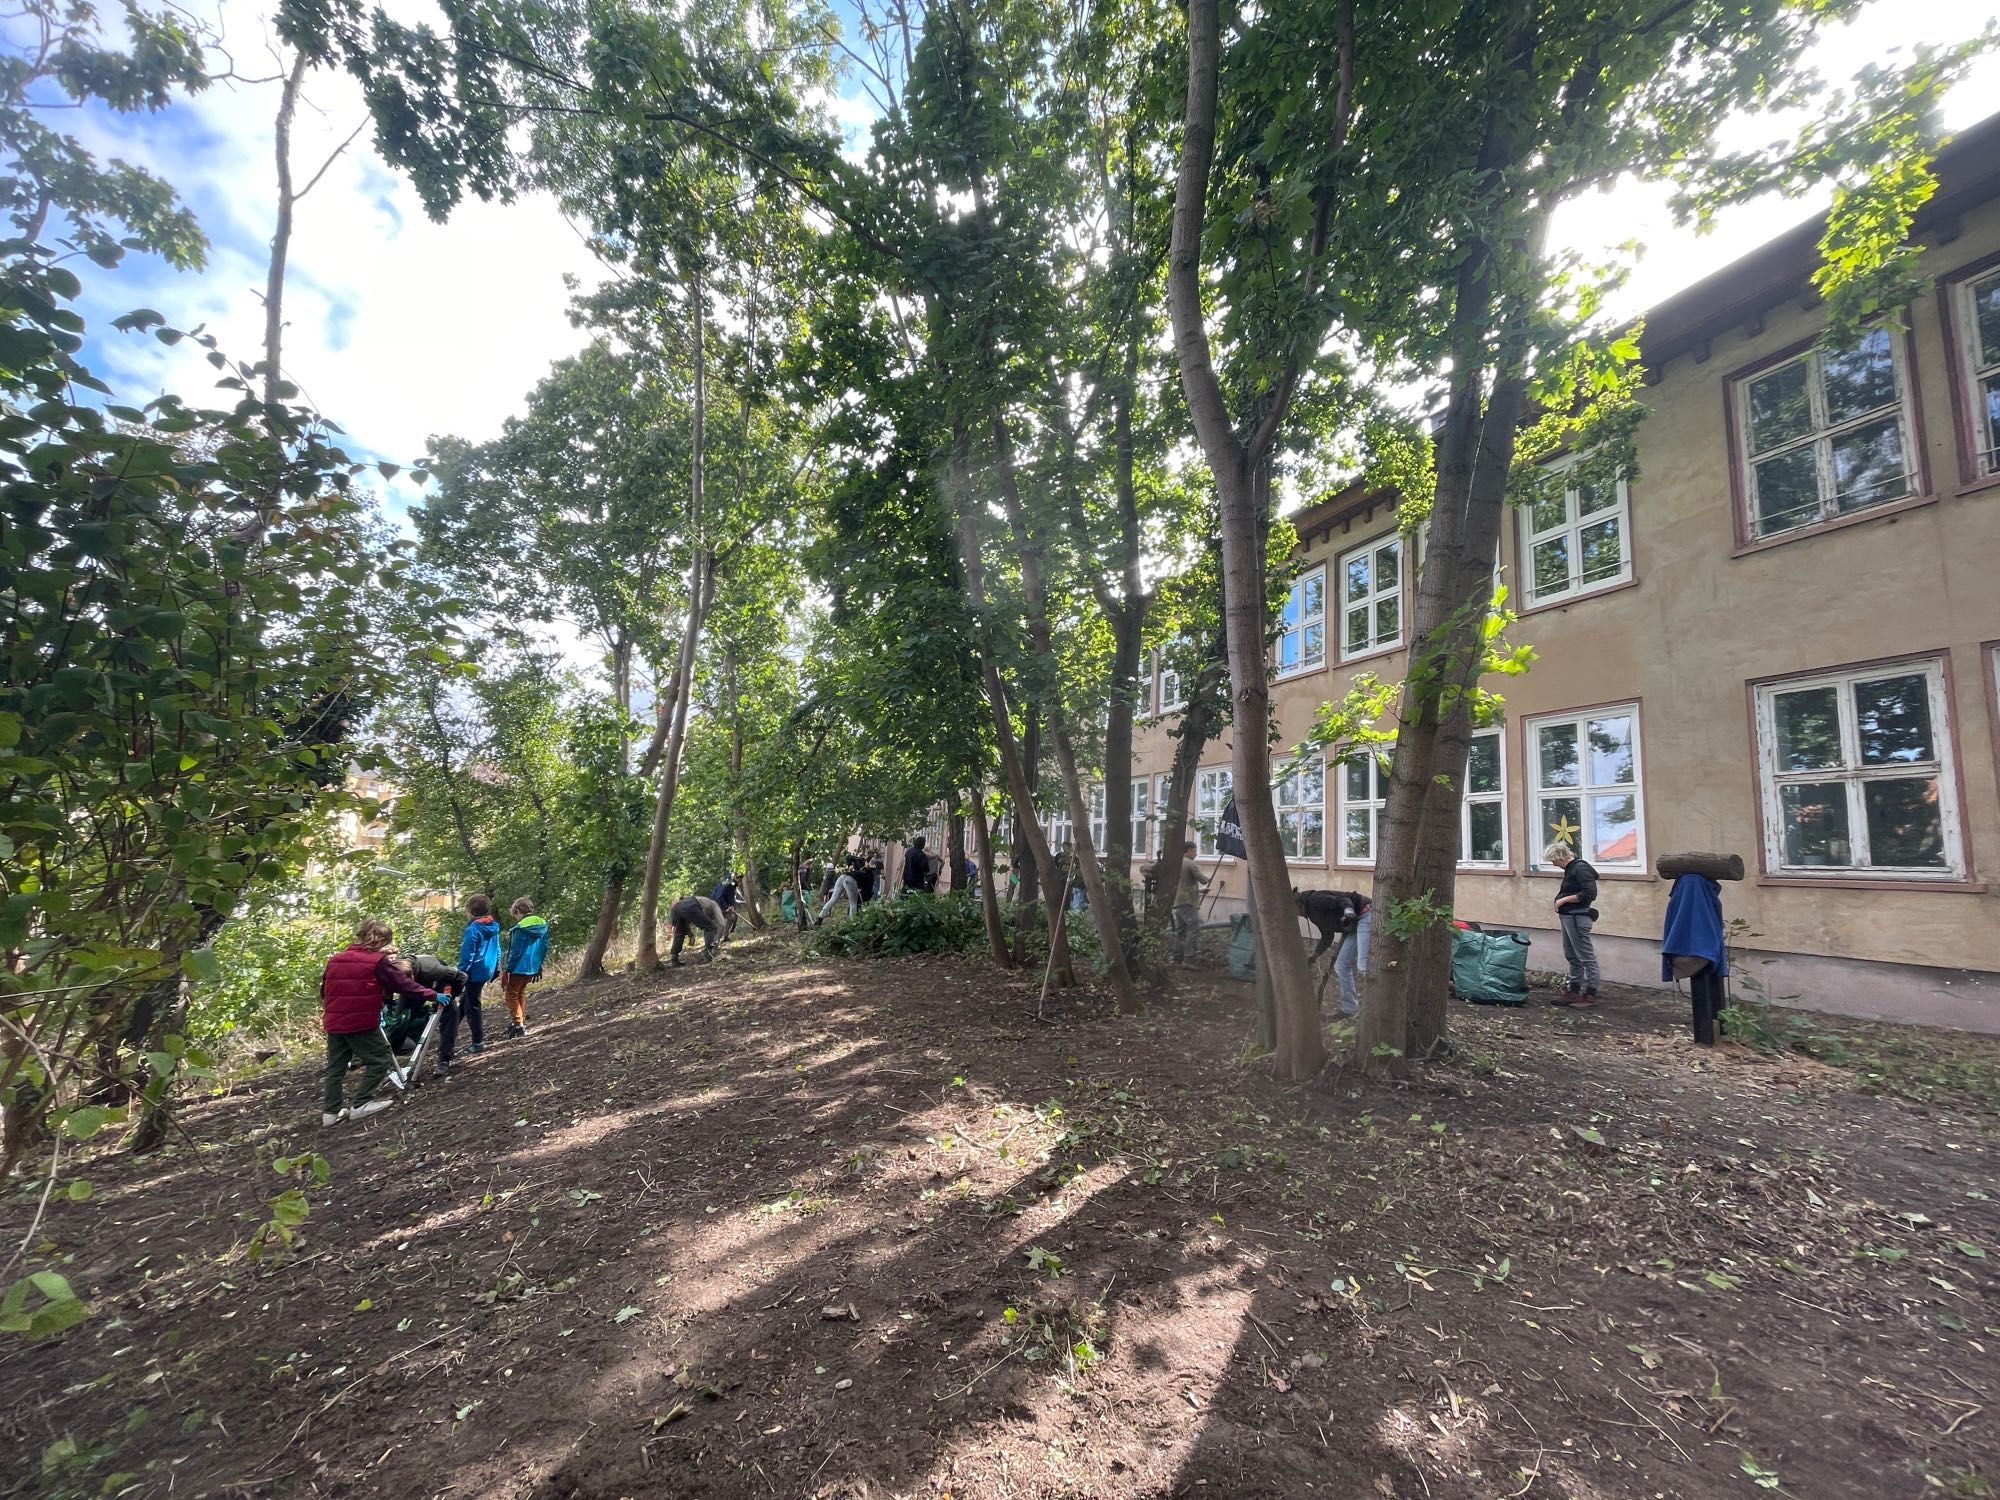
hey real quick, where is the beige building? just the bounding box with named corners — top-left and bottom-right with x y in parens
top-left (1112, 117), bottom-right (2000, 1031)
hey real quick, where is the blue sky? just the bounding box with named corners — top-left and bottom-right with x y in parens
top-left (47, 0), bottom-right (2000, 539)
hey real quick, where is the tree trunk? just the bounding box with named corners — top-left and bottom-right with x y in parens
top-left (1167, 0), bottom-right (1319, 1077)
top-left (948, 442), bottom-right (1074, 987)
top-left (264, 53), bottom-right (306, 410)
top-left (986, 412), bottom-right (1141, 1011)
top-left (947, 802), bottom-right (967, 894)
top-left (1145, 660), bottom-right (1219, 941)
top-left (967, 787), bottom-right (1011, 967)
top-left (724, 646), bottom-right (764, 928)
top-left (578, 654), bottom-right (680, 979)
top-left (635, 271), bottom-right (711, 972)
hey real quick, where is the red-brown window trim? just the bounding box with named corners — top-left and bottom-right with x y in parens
top-left (1740, 646), bottom-right (1980, 887)
top-left (1721, 323), bottom-right (1932, 553)
top-left (1937, 247), bottom-right (2000, 494)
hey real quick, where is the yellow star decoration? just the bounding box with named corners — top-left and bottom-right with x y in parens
top-left (1548, 813), bottom-right (1581, 845)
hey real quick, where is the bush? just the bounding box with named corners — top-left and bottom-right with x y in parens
top-left (809, 891), bottom-right (992, 958)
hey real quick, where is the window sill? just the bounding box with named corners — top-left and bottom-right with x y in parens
top-left (1337, 642), bottom-right (1405, 670)
top-left (1733, 491), bottom-right (1936, 558)
top-left (1954, 472), bottom-right (2000, 499)
top-left (1525, 866), bottom-right (1657, 882)
top-left (1756, 873), bottom-right (1984, 893)
top-left (1515, 574), bottom-right (1638, 621)
top-left (1272, 661), bottom-right (1327, 685)
top-left (1456, 864), bottom-right (1515, 875)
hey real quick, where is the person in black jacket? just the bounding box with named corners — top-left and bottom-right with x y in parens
top-left (1546, 843), bottom-right (1601, 1008)
top-left (902, 837), bottom-right (936, 893)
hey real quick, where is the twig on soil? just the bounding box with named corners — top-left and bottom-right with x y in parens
top-left (760, 1282), bottom-right (801, 1310)
top-left (934, 1346), bottom-right (1018, 1402)
top-left (1616, 1388), bottom-right (1691, 1463)
top-left (1940, 1404), bottom-right (1983, 1436)
top-left (1243, 1310), bottom-right (1285, 1357)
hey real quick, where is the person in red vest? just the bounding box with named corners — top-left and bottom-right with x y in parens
top-left (321, 918), bottom-right (447, 1125)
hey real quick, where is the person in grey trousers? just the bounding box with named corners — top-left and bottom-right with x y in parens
top-left (1546, 842), bottom-right (1600, 1009)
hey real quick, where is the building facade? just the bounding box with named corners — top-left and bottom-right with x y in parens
top-left (1117, 120), bottom-right (2000, 1031)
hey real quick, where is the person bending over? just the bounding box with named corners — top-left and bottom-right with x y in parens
top-left (670, 894), bottom-right (727, 965)
top-left (320, 920), bottom-right (444, 1125)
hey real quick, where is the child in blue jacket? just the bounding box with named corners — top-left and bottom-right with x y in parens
top-left (443, 893), bottom-right (502, 1066)
top-left (501, 896), bottom-right (549, 1038)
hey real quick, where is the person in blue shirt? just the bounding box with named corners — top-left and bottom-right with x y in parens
top-left (501, 896), bottom-right (549, 1038)
top-left (442, 893), bottom-right (501, 1067)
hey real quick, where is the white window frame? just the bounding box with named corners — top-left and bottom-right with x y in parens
top-left (1272, 752), bottom-right (1326, 863)
top-left (1953, 267), bottom-right (2000, 478)
top-left (1458, 727), bottom-right (1508, 870)
top-left (1087, 784), bottom-right (1107, 852)
top-left (1152, 771), bottom-right (1177, 854)
top-left (1518, 455), bottom-right (1633, 608)
top-left (1337, 533), bottom-right (1404, 660)
top-left (1193, 765), bottom-right (1234, 861)
top-left (1732, 328), bottom-right (1917, 540)
top-left (1334, 745), bottom-right (1391, 868)
top-left (1525, 704), bottom-right (1646, 873)
top-left (1129, 779), bottom-right (1150, 861)
top-left (1157, 647), bottom-right (1185, 715)
top-left (1752, 659), bottom-right (1966, 880)
top-left (1274, 564), bottom-right (1327, 679)
top-left (1045, 803), bottom-right (1072, 854)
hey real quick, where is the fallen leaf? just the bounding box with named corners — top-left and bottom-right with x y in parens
top-left (614, 1306), bottom-right (642, 1323)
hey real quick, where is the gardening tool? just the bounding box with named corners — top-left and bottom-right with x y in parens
top-left (1033, 874), bottom-right (1074, 1024)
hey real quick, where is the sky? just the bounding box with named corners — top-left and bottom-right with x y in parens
top-left (47, 0), bottom-right (2000, 560)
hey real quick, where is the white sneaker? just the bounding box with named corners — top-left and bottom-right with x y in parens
top-left (349, 1098), bottom-right (393, 1122)
top-left (321, 1110), bottom-right (347, 1127)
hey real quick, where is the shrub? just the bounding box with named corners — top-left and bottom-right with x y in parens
top-left (810, 892), bottom-right (991, 958)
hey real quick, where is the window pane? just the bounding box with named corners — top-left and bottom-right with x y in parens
top-left (1466, 734), bottom-right (1501, 794)
top-left (1277, 632), bottom-right (1299, 671)
top-left (1297, 810), bottom-right (1324, 861)
top-left (1772, 686), bottom-right (1843, 771)
top-left (1278, 817), bottom-right (1299, 859)
top-left (1863, 777), bottom-right (1946, 868)
top-left (1374, 542), bottom-right (1401, 587)
top-left (1537, 723), bottom-right (1579, 788)
top-left (1346, 607), bottom-right (1369, 654)
top-left (1466, 801), bottom-right (1504, 863)
top-left (1344, 758), bottom-right (1369, 802)
top-left (1537, 795), bottom-right (1582, 853)
top-left (1853, 673), bottom-right (1934, 765)
top-left (1303, 621), bottom-right (1324, 666)
top-left (1578, 517), bottom-right (1623, 586)
top-left (1590, 793), bottom-right (1639, 864)
top-left (1344, 808), bottom-right (1371, 861)
top-left (1281, 587), bottom-right (1302, 628)
top-left (1748, 360), bottom-right (1812, 453)
top-left (1587, 714), bottom-right (1635, 786)
top-left (1346, 555), bottom-right (1370, 603)
top-left (1529, 484), bottom-right (1567, 534)
top-left (1531, 535), bottom-right (1570, 600)
top-left (1822, 329), bottom-right (1897, 424)
top-left (1982, 374), bottom-right (2000, 472)
top-left (1576, 479), bottom-right (1616, 517)
top-left (1977, 275), bottom-right (2000, 365)
top-left (1752, 446), bottom-right (1822, 535)
top-left (1374, 595), bottom-right (1399, 644)
top-left (1302, 571), bottom-right (1324, 618)
top-left (1830, 417), bottom-right (1906, 513)
top-left (1780, 782), bottom-right (1853, 865)
top-left (1301, 760), bottom-right (1324, 802)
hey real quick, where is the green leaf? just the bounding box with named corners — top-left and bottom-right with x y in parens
top-left (60, 1107), bottom-right (118, 1142)
top-left (66, 1180), bottom-right (92, 1202)
top-left (613, 1306), bottom-right (642, 1323)
top-left (181, 947), bottom-right (221, 983)
top-left (1957, 1241), bottom-right (1986, 1259)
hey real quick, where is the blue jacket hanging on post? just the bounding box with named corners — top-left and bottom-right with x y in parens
top-left (1661, 874), bottom-right (1728, 981)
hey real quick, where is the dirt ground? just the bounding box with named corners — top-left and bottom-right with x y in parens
top-left (5, 930), bottom-right (2000, 1500)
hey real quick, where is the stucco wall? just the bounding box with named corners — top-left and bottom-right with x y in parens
top-left (1124, 195), bottom-right (2000, 1020)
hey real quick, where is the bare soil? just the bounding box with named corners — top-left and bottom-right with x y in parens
top-left (5, 931), bottom-right (1999, 1499)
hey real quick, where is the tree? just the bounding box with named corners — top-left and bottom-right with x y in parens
top-left (1165, 0), bottom-right (1986, 1077)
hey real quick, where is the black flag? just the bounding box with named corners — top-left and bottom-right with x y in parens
top-left (1215, 796), bottom-right (1247, 860)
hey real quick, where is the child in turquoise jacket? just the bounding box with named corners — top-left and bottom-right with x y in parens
top-left (441, 893), bottom-right (501, 1066)
top-left (501, 896), bottom-right (549, 1038)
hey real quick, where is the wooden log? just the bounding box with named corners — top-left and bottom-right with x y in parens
top-left (1656, 851), bottom-right (1744, 882)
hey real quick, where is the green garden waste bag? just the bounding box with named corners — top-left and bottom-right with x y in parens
top-left (1450, 927), bottom-right (1530, 1006)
